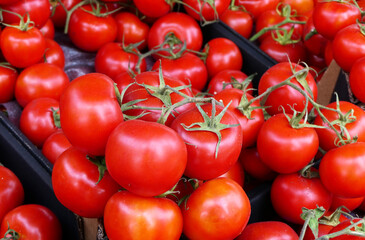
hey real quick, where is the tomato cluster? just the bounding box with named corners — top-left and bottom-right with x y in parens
top-left (2, 0), bottom-right (365, 239)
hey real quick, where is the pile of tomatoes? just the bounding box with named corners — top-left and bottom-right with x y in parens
top-left (2, 0), bottom-right (365, 239)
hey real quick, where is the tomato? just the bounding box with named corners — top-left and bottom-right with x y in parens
top-left (312, 1), bottom-right (361, 40)
top-left (151, 52), bottom-right (208, 91)
top-left (0, 0), bottom-right (20, 4)
top-left (0, 65), bottom-right (17, 103)
top-left (239, 147), bottom-right (277, 181)
top-left (59, 73), bottom-right (123, 156)
top-left (42, 129), bottom-right (72, 164)
top-left (94, 42), bottom-right (147, 79)
top-left (0, 166), bottom-right (24, 225)
top-left (104, 191), bottom-right (183, 240)
top-left (219, 160), bottom-right (245, 187)
top-left (50, 0), bottom-right (82, 28)
top-left (213, 88), bottom-right (264, 148)
top-left (220, 6), bottom-right (253, 39)
top-left (349, 57), bottom-right (365, 103)
top-left (330, 195), bottom-right (364, 212)
top-left (52, 147), bottom-right (120, 218)
top-left (258, 62), bottom-right (318, 116)
top-left (147, 12), bottom-right (203, 59)
top-left (282, 0), bottom-right (314, 15)
top-left (132, 0), bottom-right (173, 18)
top-left (236, 221), bottom-right (299, 240)
top-left (328, 218), bottom-right (364, 240)
top-left (114, 11), bottom-right (150, 51)
top-left (0, 25), bottom-right (46, 69)
top-left (19, 98), bottom-right (59, 148)
top-left (313, 101), bottom-right (365, 152)
top-left (324, 40), bottom-right (334, 66)
top-left (68, 4), bottom-right (117, 52)
top-left (182, 177), bottom-right (251, 240)
top-left (1, 0), bottom-right (51, 28)
top-left (41, 38), bottom-right (65, 69)
top-left (271, 172), bottom-right (333, 224)
top-left (257, 113), bottom-right (319, 174)
top-left (207, 69), bottom-right (252, 95)
top-left (39, 18), bottom-right (55, 40)
top-left (183, 0), bottom-right (230, 21)
top-left (170, 103), bottom-right (243, 180)
top-left (105, 119), bottom-right (187, 197)
top-left (0, 204), bottom-right (62, 240)
top-left (15, 63), bottom-right (69, 108)
top-left (302, 15), bottom-right (328, 56)
top-left (319, 142), bottom-right (365, 198)
top-left (203, 37), bottom-right (243, 77)
top-left (236, 0), bottom-right (280, 19)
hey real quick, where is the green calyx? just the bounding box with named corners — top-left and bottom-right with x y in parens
top-left (86, 155), bottom-right (107, 185)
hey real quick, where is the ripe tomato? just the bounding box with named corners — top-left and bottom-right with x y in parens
top-left (68, 4), bottom-right (117, 52)
top-left (52, 147), bottom-right (120, 218)
top-left (319, 142), bottom-right (365, 198)
top-left (258, 62), bottom-right (318, 116)
top-left (50, 0), bottom-right (82, 28)
top-left (170, 103), bottom-right (243, 180)
top-left (302, 15), bottom-right (328, 56)
top-left (236, 221), bottom-right (299, 240)
top-left (219, 160), bottom-right (245, 187)
top-left (14, 63), bottom-right (69, 108)
top-left (220, 6), bottom-right (253, 39)
top-left (313, 101), bottom-right (365, 152)
top-left (271, 172), bottom-right (333, 224)
top-left (349, 57), bottom-right (365, 103)
top-left (41, 38), bottom-right (66, 69)
top-left (42, 129), bottom-right (72, 164)
top-left (183, 0), bottom-right (230, 21)
top-left (132, 0), bottom-right (173, 18)
top-left (282, 0), bottom-right (314, 15)
top-left (0, 204), bottom-right (62, 240)
top-left (105, 120), bottom-right (187, 197)
top-left (182, 177), bottom-right (251, 240)
top-left (328, 218), bottom-right (364, 240)
top-left (59, 73), bottom-right (123, 156)
top-left (0, 25), bottom-right (46, 69)
top-left (203, 37), bottom-right (243, 77)
top-left (236, 0), bottom-right (280, 19)
top-left (257, 113), bottom-right (319, 174)
top-left (0, 166), bottom-right (24, 225)
top-left (0, 65), bottom-right (17, 103)
top-left (330, 195), bottom-right (364, 212)
top-left (39, 18), bottom-right (55, 39)
top-left (104, 191), bottom-right (183, 240)
top-left (207, 69), bottom-right (252, 95)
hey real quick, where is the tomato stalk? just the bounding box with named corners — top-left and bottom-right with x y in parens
top-left (1, 226), bottom-right (20, 240)
top-left (51, 107), bottom-right (61, 129)
top-left (86, 156), bottom-right (107, 185)
top-left (0, 10), bottom-right (35, 31)
top-left (221, 73), bottom-right (256, 92)
top-left (173, 0), bottom-right (220, 26)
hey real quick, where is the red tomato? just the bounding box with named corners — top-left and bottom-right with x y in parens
top-left (319, 142), bottom-right (365, 198)
top-left (207, 69), bottom-right (252, 95)
top-left (282, 0), bottom-right (314, 15)
top-left (0, 204), bottom-right (62, 240)
top-left (0, 25), bottom-right (46, 69)
top-left (328, 218), bottom-right (364, 240)
top-left (104, 191), bottom-right (183, 240)
top-left (59, 73), bottom-right (123, 156)
top-left (219, 160), bottom-right (245, 187)
top-left (236, 0), bottom-right (280, 19)
top-left (349, 57), bottom-right (365, 103)
top-left (147, 12), bottom-right (203, 59)
top-left (183, 0), bottom-right (230, 21)
top-left (182, 177), bottom-right (251, 240)
top-left (52, 147), bottom-right (120, 218)
top-left (68, 4), bottom-right (117, 52)
top-left (271, 172), bottom-right (333, 224)
top-left (0, 0), bottom-right (20, 4)
top-left (203, 37), bottom-right (243, 77)
top-left (0, 65), bottom-right (17, 103)
top-left (330, 195), bottom-right (364, 212)
top-left (151, 52), bottom-right (208, 91)
top-left (15, 63), bottom-right (69, 108)
top-left (94, 42), bottom-right (147, 79)
top-left (0, 166), bottom-right (24, 225)
top-left (105, 119), bottom-right (187, 197)
top-left (302, 15), bottom-right (328, 56)
top-left (42, 129), bottom-right (72, 164)
top-left (170, 103), bottom-right (243, 180)
top-left (258, 62), bottom-right (318, 116)
top-left (1, 0), bottom-right (51, 28)
top-left (312, 1), bottom-right (361, 40)
top-left (50, 0), bottom-right (82, 28)
top-left (114, 11), bottom-right (149, 51)
top-left (313, 101), bottom-right (365, 152)
top-left (132, 0), bottom-right (173, 18)
top-left (257, 113), bottom-right (319, 174)
top-left (41, 38), bottom-right (66, 69)
top-left (220, 6), bottom-right (253, 39)
top-left (19, 98), bottom-right (60, 148)
top-left (236, 221), bottom-right (299, 240)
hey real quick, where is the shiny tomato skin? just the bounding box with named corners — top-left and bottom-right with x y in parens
top-left (0, 204), bottom-right (62, 240)
top-left (236, 221), bottom-right (299, 240)
top-left (105, 119), bottom-right (187, 197)
top-left (51, 0), bottom-right (82, 28)
top-left (183, 0), bottom-right (230, 21)
top-left (220, 8), bottom-right (253, 39)
top-left (219, 160), bottom-right (245, 187)
top-left (42, 130), bottom-right (72, 164)
top-left (41, 38), bottom-right (65, 69)
top-left (207, 69), bottom-right (252, 95)
top-left (170, 103), bottom-right (243, 180)
top-left (330, 195), bottom-right (364, 212)
top-left (182, 177), bottom-right (251, 240)
top-left (302, 15), bottom-right (328, 56)
top-left (236, 0), bottom-right (280, 19)
top-left (257, 113), bottom-right (319, 174)
top-left (132, 0), bottom-right (173, 18)
top-left (59, 73), bottom-right (123, 156)
top-left (15, 63), bottom-right (69, 108)
top-left (104, 191), bottom-right (183, 240)
top-left (39, 18), bottom-right (55, 40)
top-left (328, 218), bottom-right (364, 240)
top-left (282, 0), bottom-right (314, 15)
top-left (0, 26), bottom-right (46, 69)
top-left (0, 166), bottom-right (24, 225)
top-left (68, 4), bottom-right (117, 52)
top-left (319, 142), bottom-right (365, 198)
top-left (313, 101), bottom-right (365, 152)
top-left (52, 147), bottom-right (120, 218)
top-left (0, 65), bottom-right (17, 103)
top-left (349, 57), bottom-right (365, 103)
top-left (271, 173), bottom-right (333, 224)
